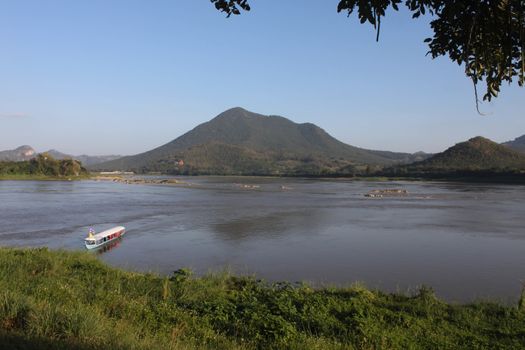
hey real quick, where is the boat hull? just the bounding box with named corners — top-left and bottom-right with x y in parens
top-left (85, 227), bottom-right (126, 250)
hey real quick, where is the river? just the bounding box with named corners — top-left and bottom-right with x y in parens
top-left (1, 176), bottom-right (524, 302)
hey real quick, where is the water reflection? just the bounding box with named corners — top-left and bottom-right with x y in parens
top-left (211, 210), bottom-right (324, 241)
top-left (34, 180), bottom-right (77, 193)
top-left (92, 238), bottom-right (123, 255)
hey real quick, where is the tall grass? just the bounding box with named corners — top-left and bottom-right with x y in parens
top-left (0, 248), bottom-right (524, 349)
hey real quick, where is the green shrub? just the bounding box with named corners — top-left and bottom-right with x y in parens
top-left (0, 248), bottom-right (524, 350)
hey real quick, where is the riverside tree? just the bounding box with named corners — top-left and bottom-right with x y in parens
top-left (210, 0), bottom-right (525, 111)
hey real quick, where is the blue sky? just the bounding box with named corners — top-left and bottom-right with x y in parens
top-left (1, 0), bottom-right (524, 155)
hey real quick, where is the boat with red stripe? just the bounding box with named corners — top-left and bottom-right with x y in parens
top-left (85, 226), bottom-right (126, 249)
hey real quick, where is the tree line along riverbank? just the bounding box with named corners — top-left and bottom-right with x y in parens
top-left (0, 153), bottom-right (89, 180)
top-left (0, 248), bottom-right (524, 349)
top-left (2, 151), bottom-right (525, 184)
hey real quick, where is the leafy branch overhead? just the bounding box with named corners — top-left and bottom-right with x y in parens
top-left (210, 0), bottom-right (250, 17)
top-left (211, 0), bottom-right (525, 106)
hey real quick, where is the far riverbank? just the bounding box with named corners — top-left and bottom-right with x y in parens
top-left (0, 174), bottom-right (90, 181)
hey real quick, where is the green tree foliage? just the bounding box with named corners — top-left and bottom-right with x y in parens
top-left (59, 158), bottom-right (83, 176)
top-left (0, 153), bottom-right (87, 177)
top-left (211, 0), bottom-right (525, 107)
top-left (211, 0), bottom-right (250, 17)
top-left (29, 153), bottom-right (60, 176)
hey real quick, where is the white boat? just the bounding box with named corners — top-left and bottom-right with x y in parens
top-left (84, 226), bottom-right (126, 249)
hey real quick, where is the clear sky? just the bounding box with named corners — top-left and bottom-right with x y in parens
top-left (1, 0), bottom-right (524, 156)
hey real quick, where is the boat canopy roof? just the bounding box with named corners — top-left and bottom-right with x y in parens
top-left (85, 226), bottom-right (125, 241)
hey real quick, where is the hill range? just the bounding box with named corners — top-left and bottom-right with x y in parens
top-left (3, 107), bottom-right (524, 176)
top-left (0, 145), bottom-right (37, 162)
top-left (503, 135), bottom-right (525, 154)
top-left (387, 136), bottom-right (525, 176)
top-left (0, 146), bottom-right (121, 166)
top-left (92, 107), bottom-right (428, 175)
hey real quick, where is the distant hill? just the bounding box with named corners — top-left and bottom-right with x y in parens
top-left (0, 145), bottom-right (37, 161)
top-left (402, 136), bottom-right (525, 172)
top-left (46, 150), bottom-right (121, 166)
top-left (93, 107), bottom-right (425, 175)
top-left (74, 154), bottom-right (122, 166)
top-left (0, 146), bottom-right (121, 166)
top-left (45, 149), bottom-right (72, 160)
top-left (502, 135), bottom-right (525, 154)
top-left (368, 150), bottom-right (431, 164)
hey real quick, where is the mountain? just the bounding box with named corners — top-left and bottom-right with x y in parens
top-left (46, 150), bottom-right (121, 166)
top-left (403, 136), bottom-right (525, 172)
top-left (93, 107), bottom-right (424, 175)
top-left (0, 145), bottom-right (37, 161)
top-left (74, 154), bottom-right (122, 166)
top-left (0, 146), bottom-right (121, 166)
top-left (502, 135), bottom-right (525, 154)
top-left (46, 149), bottom-right (73, 160)
top-left (367, 150), bottom-right (431, 164)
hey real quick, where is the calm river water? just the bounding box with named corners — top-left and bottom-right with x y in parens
top-left (1, 177), bottom-right (524, 302)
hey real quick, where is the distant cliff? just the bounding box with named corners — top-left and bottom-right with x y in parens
top-left (0, 145), bottom-right (36, 161)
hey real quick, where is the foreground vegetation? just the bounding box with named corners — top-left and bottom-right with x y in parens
top-left (1, 248), bottom-right (524, 349)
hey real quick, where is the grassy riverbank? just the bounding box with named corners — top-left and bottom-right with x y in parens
top-left (1, 248), bottom-right (524, 349)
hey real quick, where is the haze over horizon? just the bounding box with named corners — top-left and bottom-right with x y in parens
top-left (1, 0), bottom-right (524, 156)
